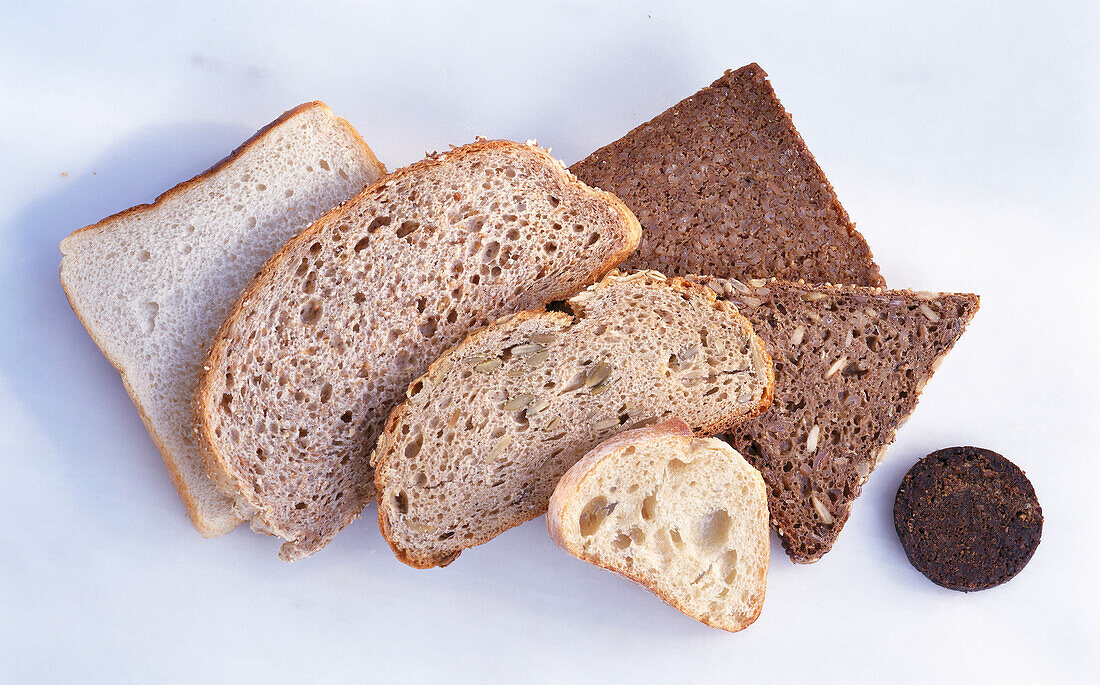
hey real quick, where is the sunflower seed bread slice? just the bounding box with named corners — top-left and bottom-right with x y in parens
top-left (194, 140), bottom-right (641, 560)
top-left (693, 276), bottom-right (978, 563)
top-left (59, 102), bottom-right (385, 536)
top-left (373, 271), bottom-right (774, 569)
top-left (571, 63), bottom-right (885, 287)
top-left (548, 418), bottom-right (770, 633)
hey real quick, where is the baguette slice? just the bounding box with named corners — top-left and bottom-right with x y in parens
top-left (571, 63), bottom-right (884, 287)
top-left (374, 271), bottom-right (774, 568)
top-left (194, 140), bottom-right (641, 560)
top-left (59, 102), bottom-right (385, 536)
top-left (548, 418), bottom-right (769, 633)
top-left (693, 276), bottom-right (979, 562)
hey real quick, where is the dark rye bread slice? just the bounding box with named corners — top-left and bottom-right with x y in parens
top-left (894, 447), bottom-right (1042, 592)
top-left (373, 272), bottom-right (774, 569)
top-left (194, 140), bottom-right (641, 561)
top-left (692, 276), bottom-right (978, 563)
top-left (571, 63), bottom-right (884, 287)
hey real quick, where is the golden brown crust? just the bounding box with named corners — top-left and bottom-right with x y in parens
top-left (196, 140), bottom-right (641, 557)
top-left (547, 419), bottom-right (767, 632)
top-left (60, 101), bottom-right (378, 537)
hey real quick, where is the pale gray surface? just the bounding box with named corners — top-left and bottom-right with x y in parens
top-left (0, 1), bottom-right (1096, 682)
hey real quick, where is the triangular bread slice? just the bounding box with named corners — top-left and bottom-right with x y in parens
top-left (59, 102), bottom-right (385, 536)
top-left (692, 276), bottom-right (979, 562)
top-left (570, 63), bottom-right (884, 287)
top-left (547, 418), bottom-right (769, 632)
top-left (373, 271), bottom-right (774, 568)
top-left (194, 140), bottom-right (642, 560)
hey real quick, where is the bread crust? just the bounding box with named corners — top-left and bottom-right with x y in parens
top-left (195, 140), bottom-right (641, 559)
top-left (373, 271), bottom-right (774, 568)
top-left (547, 418), bottom-right (767, 632)
top-left (59, 102), bottom-right (383, 537)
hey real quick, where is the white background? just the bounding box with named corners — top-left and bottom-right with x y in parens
top-left (2, 2), bottom-right (1097, 682)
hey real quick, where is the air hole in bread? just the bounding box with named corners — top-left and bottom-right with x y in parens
top-left (698, 509), bottom-right (733, 551)
top-left (300, 299), bottom-right (323, 325)
top-left (397, 220), bottom-right (420, 239)
top-left (394, 491), bottom-right (408, 514)
top-left (579, 496), bottom-right (616, 537)
top-left (641, 494), bottom-right (657, 521)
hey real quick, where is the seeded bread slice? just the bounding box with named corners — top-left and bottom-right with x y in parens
top-left (194, 140), bottom-right (641, 560)
top-left (693, 276), bottom-right (979, 563)
top-left (373, 271), bottom-right (774, 569)
top-left (548, 419), bottom-right (769, 632)
top-left (571, 63), bottom-right (884, 287)
top-left (59, 102), bottom-right (385, 536)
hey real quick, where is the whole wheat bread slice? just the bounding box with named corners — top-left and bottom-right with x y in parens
top-left (194, 140), bottom-right (641, 560)
top-left (548, 418), bottom-right (770, 633)
top-left (59, 102), bottom-right (385, 536)
top-left (571, 63), bottom-right (884, 287)
top-left (693, 276), bottom-right (979, 562)
top-left (373, 271), bottom-right (774, 568)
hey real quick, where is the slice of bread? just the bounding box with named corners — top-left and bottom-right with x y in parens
top-left (373, 271), bottom-right (774, 569)
top-left (194, 140), bottom-right (641, 560)
top-left (547, 418), bottom-right (769, 633)
top-left (59, 102), bottom-right (385, 536)
top-left (693, 276), bottom-right (979, 563)
top-left (571, 63), bottom-right (885, 287)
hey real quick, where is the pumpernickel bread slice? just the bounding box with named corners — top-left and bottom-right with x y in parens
top-left (59, 102), bottom-right (385, 536)
top-left (692, 276), bottom-right (979, 563)
top-left (571, 63), bottom-right (884, 287)
top-left (548, 419), bottom-right (769, 633)
top-left (373, 271), bottom-right (774, 569)
top-left (194, 140), bottom-right (641, 560)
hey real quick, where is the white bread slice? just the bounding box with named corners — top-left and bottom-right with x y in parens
top-left (193, 140), bottom-right (642, 560)
top-left (547, 418), bottom-right (769, 632)
top-left (59, 103), bottom-right (385, 536)
top-left (374, 271), bottom-right (774, 569)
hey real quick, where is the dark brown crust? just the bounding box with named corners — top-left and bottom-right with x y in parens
top-left (894, 447), bottom-right (1042, 592)
top-left (58, 102), bottom-right (384, 537)
top-left (194, 141), bottom-right (642, 560)
top-left (373, 271), bottom-right (775, 569)
top-left (547, 419), bottom-right (767, 632)
top-left (571, 63), bottom-right (885, 288)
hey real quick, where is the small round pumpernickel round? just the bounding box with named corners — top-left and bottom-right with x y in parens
top-left (894, 446), bottom-right (1042, 592)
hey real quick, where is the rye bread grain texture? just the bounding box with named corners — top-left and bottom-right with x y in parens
top-left (194, 140), bottom-right (641, 560)
top-left (571, 63), bottom-right (884, 287)
top-left (894, 447), bottom-right (1042, 592)
top-left (548, 419), bottom-right (769, 633)
top-left (59, 102), bottom-right (385, 536)
top-left (693, 276), bottom-right (978, 563)
top-left (374, 272), bottom-right (774, 569)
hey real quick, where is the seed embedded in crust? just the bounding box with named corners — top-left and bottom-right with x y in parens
top-left (474, 358), bottom-right (502, 373)
top-left (790, 325), bottom-right (806, 346)
top-left (488, 435), bottom-right (513, 460)
top-left (825, 356), bottom-right (849, 378)
top-left (802, 291), bottom-right (826, 302)
top-left (526, 396), bottom-right (551, 415)
top-left (585, 361), bottom-right (612, 388)
top-left (509, 343), bottom-right (544, 356)
top-left (526, 350), bottom-right (550, 367)
top-left (811, 494), bottom-right (834, 524)
top-left (530, 333), bottom-right (558, 345)
top-left (593, 417), bottom-right (621, 430)
top-left (741, 296), bottom-right (765, 308)
top-left (919, 303), bottom-right (941, 322)
top-left (502, 393), bottom-right (534, 411)
top-left (806, 425), bottom-right (821, 453)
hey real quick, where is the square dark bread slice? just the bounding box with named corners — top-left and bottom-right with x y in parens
top-left (570, 63), bottom-right (885, 287)
top-left (692, 276), bottom-right (978, 563)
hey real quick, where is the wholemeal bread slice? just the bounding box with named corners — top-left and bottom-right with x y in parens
top-left (59, 102), bottom-right (385, 536)
top-left (373, 271), bottom-right (774, 568)
top-left (194, 140), bottom-right (641, 560)
top-left (547, 418), bottom-right (770, 632)
top-left (571, 63), bottom-right (884, 287)
top-left (692, 276), bottom-right (979, 562)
